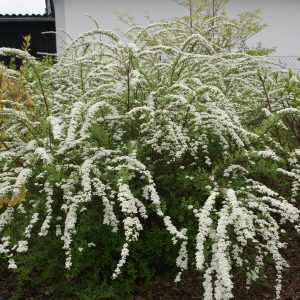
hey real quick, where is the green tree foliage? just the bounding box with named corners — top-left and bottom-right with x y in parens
top-left (176, 0), bottom-right (275, 54)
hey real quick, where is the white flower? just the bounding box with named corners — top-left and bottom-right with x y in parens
top-left (112, 243), bottom-right (130, 279)
top-left (0, 207), bottom-right (14, 233)
top-left (0, 236), bottom-right (10, 254)
top-left (35, 147), bottom-right (53, 164)
top-left (48, 116), bottom-right (62, 140)
top-left (8, 259), bottom-right (17, 269)
top-left (16, 240), bottom-right (28, 253)
top-left (24, 213), bottom-right (39, 238)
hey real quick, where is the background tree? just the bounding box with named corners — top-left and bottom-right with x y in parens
top-left (176, 0), bottom-right (275, 54)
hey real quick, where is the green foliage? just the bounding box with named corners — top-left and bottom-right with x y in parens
top-left (7, 208), bottom-right (180, 299)
top-left (176, 0), bottom-right (274, 54)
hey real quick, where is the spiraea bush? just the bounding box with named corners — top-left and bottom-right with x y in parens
top-left (0, 20), bottom-right (300, 299)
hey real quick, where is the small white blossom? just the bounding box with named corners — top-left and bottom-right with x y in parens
top-left (16, 240), bottom-right (28, 253)
top-left (8, 259), bottom-right (17, 269)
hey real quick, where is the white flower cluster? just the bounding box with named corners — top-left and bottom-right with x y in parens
top-left (0, 207), bottom-right (14, 233)
top-left (12, 168), bottom-right (32, 195)
top-left (192, 184), bottom-right (299, 299)
top-left (47, 116), bottom-right (62, 141)
top-left (112, 242), bottom-right (130, 279)
top-left (0, 236), bottom-right (10, 254)
top-left (8, 259), bottom-right (17, 269)
top-left (0, 20), bottom-right (299, 300)
top-left (253, 148), bottom-right (281, 162)
top-left (15, 240), bottom-right (28, 253)
top-left (24, 212), bottom-right (39, 238)
top-left (278, 149), bottom-right (300, 203)
top-left (39, 182), bottom-right (54, 236)
top-left (35, 147), bottom-right (53, 164)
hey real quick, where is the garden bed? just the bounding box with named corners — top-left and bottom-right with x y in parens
top-left (1, 226), bottom-right (299, 300)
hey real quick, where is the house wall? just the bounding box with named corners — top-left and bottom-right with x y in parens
top-left (53, 0), bottom-right (186, 52)
top-left (53, 0), bottom-right (66, 52)
top-left (53, 0), bottom-right (300, 69)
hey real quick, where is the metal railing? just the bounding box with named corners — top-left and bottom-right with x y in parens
top-left (268, 56), bottom-right (300, 72)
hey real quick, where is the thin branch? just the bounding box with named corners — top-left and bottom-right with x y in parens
top-left (188, 0), bottom-right (193, 28)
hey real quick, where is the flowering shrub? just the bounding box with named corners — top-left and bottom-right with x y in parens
top-left (0, 21), bottom-right (299, 299)
top-left (256, 71), bottom-right (300, 204)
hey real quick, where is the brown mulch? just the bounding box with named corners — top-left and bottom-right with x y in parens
top-left (1, 227), bottom-right (300, 300)
top-left (0, 266), bottom-right (14, 300)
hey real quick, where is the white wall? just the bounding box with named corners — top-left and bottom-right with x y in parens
top-left (53, 0), bottom-right (300, 69)
top-left (53, 0), bottom-right (187, 52)
top-left (53, 0), bottom-right (66, 52)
